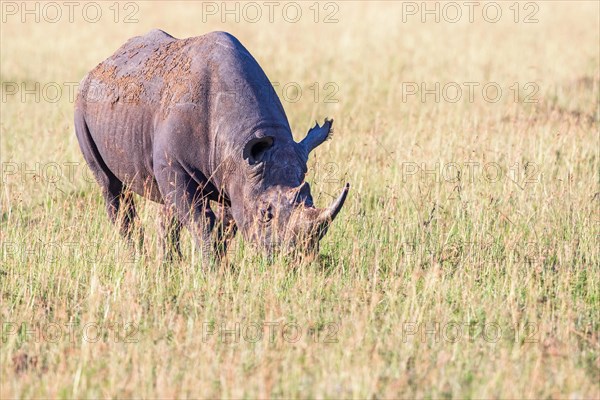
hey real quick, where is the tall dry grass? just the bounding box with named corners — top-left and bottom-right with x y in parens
top-left (1, 1), bottom-right (598, 398)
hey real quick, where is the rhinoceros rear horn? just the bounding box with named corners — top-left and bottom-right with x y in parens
top-left (300, 118), bottom-right (333, 155)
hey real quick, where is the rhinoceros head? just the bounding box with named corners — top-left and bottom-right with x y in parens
top-left (233, 118), bottom-right (349, 255)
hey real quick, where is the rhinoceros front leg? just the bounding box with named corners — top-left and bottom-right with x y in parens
top-left (157, 205), bottom-right (182, 262)
top-left (212, 202), bottom-right (238, 258)
top-left (154, 162), bottom-right (220, 266)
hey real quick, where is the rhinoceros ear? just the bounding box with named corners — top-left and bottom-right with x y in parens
top-left (300, 118), bottom-right (333, 155)
top-left (243, 136), bottom-right (274, 165)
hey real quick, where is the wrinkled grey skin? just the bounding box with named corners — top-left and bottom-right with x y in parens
top-left (74, 29), bottom-right (349, 262)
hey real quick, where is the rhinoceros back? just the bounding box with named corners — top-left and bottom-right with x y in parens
top-left (76, 30), bottom-right (290, 200)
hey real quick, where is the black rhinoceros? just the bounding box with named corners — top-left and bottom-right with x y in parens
top-left (74, 29), bottom-right (349, 262)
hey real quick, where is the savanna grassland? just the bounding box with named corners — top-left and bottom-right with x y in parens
top-left (1, 1), bottom-right (599, 398)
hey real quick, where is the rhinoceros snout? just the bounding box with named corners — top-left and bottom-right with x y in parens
top-left (243, 183), bottom-right (350, 255)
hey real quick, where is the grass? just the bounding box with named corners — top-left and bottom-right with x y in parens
top-left (1, 1), bottom-right (599, 398)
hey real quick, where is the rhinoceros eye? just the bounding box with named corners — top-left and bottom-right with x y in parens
top-left (260, 205), bottom-right (273, 223)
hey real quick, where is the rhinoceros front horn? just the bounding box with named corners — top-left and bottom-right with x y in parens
top-left (315, 183), bottom-right (350, 228)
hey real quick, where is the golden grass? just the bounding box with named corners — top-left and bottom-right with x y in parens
top-left (1, 1), bottom-right (598, 398)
